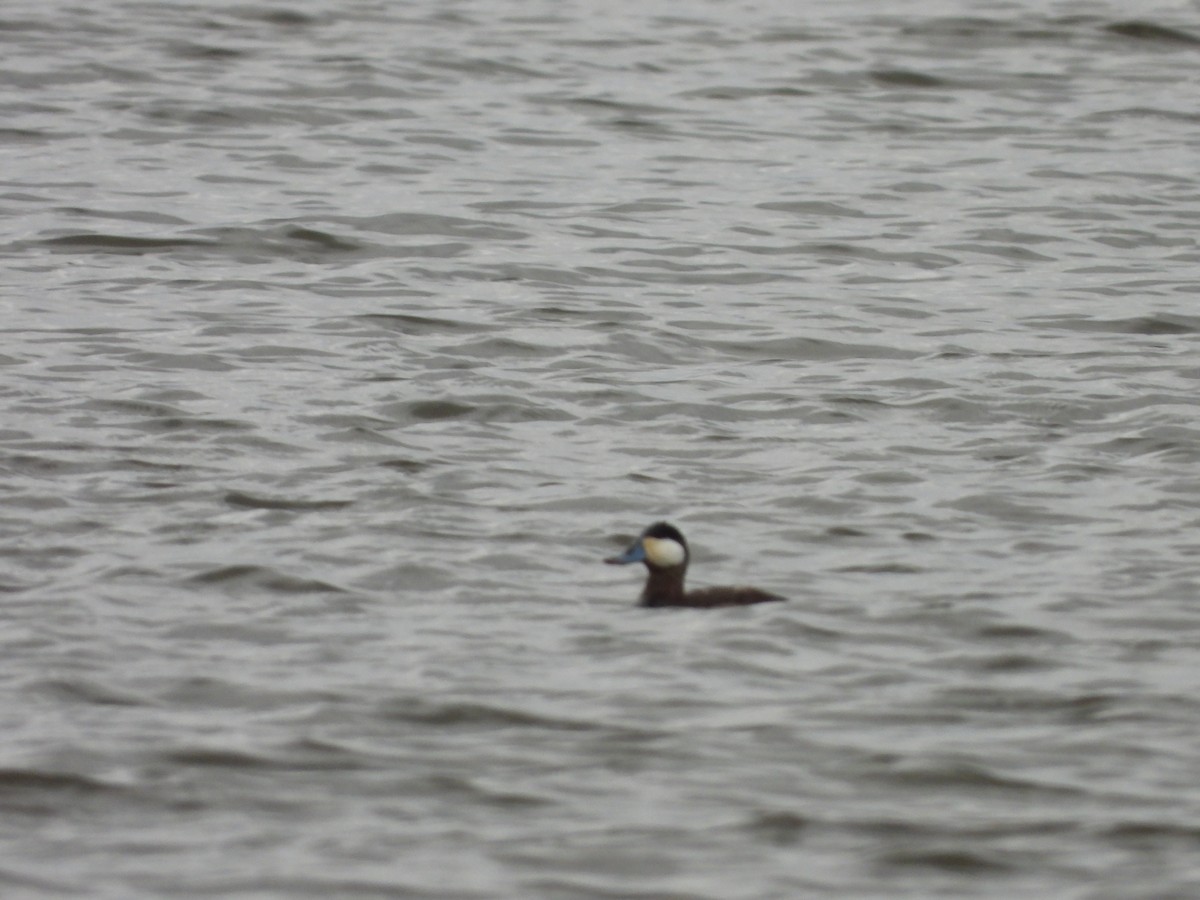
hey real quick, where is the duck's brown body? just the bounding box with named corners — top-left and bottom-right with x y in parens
top-left (606, 522), bottom-right (786, 609)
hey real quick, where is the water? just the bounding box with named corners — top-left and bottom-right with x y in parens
top-left (3, 0), bottom-right (1200, 896)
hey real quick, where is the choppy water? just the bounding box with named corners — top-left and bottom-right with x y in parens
top-left (4, 0), bottom-right (1200, 896)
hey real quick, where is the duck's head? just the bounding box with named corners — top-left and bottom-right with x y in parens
top-left (604, 521), bottom-right (689, 571)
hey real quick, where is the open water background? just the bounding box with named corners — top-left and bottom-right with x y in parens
top-left (4, 0), bottom-right (1200, 896)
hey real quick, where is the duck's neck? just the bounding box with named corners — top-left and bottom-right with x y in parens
top-left (640, 566), bottom-right (687, 607)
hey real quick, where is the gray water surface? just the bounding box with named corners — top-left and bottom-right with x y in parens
top-left (4, 1), bottom-right (1200, 897)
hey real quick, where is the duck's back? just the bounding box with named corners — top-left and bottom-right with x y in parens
top-left (648, 586), bottom-right (786, 609)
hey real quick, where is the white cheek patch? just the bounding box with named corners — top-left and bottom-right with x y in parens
top-left (644, 537), bottom-right (686, 568)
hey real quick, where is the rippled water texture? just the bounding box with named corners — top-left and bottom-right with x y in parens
top-left (4, 0), bottom-right (1200, 896)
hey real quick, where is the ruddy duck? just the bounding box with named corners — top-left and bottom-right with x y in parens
top-left (605, 521), bottom-right (786, 608)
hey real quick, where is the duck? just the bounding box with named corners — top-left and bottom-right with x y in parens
top-left (604, 521), bottom-right (786, 608)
